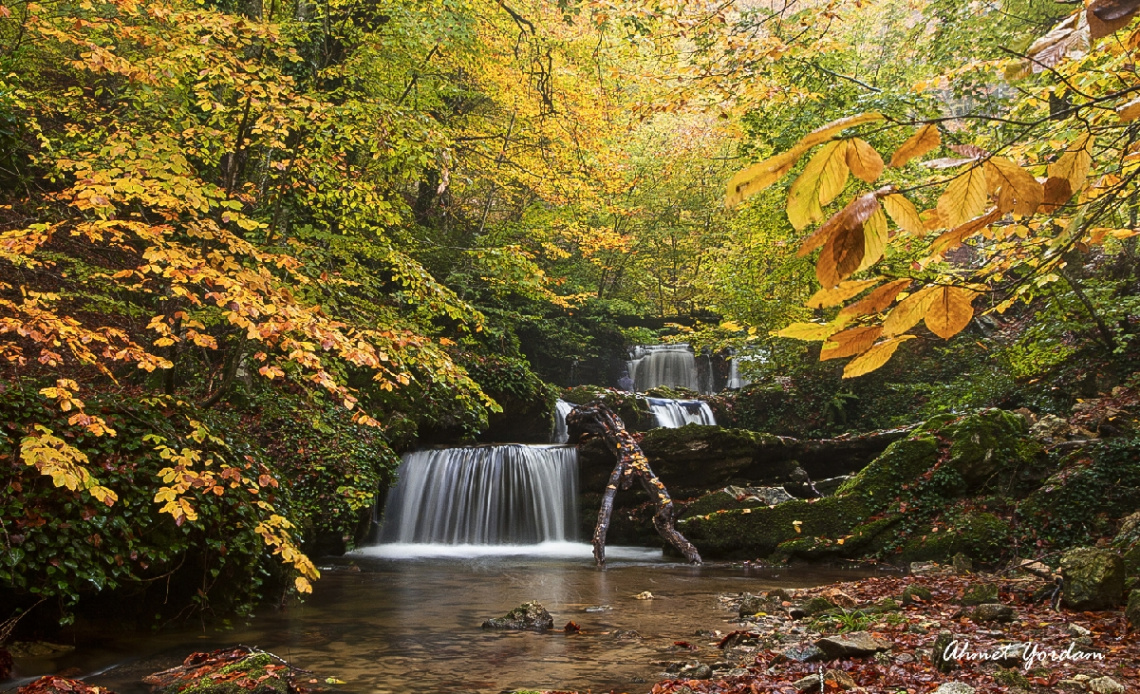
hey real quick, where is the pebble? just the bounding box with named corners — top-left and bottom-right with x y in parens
top-left (1087, 676), bottom-right (1125, 694)
top-left (932, 683), bottom-right (975, 694)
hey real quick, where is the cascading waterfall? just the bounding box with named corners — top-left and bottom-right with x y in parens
top-left (377, 444), bottom-right (579, 545)
top-left (646, 398), bottom-right (716, 428)
top-left (552, 399), bottom-right (574, 444)
top-left (626, 344), bottom-right (702, 392)
top-left (726, 359), bottom-right (749, 389)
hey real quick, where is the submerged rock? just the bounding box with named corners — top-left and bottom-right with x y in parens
top-left (482, 600), bottom-right (555, 631)
top-left (1060, 547), bottom-right (1125, 610)
top-left (143, 647), bottom-right (303, 694)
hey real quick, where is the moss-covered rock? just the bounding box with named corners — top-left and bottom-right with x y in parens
top-left (561, 386), bottom-right (654, 430)
top-left (1060, 547), bottom-right (1126, 610)
top-left (1127, 589), bottom-right (1140, 630)
top-left (143, 649), bottom-right (296, 694)
top-left (960, 583), bottom-right (999, 606)
top-left (901, 584), bottom-right (933, 605)
top-left (639, 426), bottom-right (792, 491)
top-left (899, 512), bottom-right (1012, 563)
top-left (943, 409), bottom-right (1041, 488)
top-left (836, 435), bottom-right (940, 514)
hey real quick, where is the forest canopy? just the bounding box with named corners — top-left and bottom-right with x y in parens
top-left (3, 0), bottom-right (1140, 619)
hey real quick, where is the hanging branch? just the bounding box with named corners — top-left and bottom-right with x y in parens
top-left (566, 401), bottom-right (701, 566)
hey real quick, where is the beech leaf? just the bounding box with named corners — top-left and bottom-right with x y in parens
top-left (882, 194), bottom-right (925, 235)
top-left (846, 138), bottom-right (884, 183)
top-left (806, 278), bottom-right (882, 309)
top-left (820, 325), bottom-right (883, 361)
top-left (890, 124), bottom-right (940, 168)
top-left (937, 166), bottom-right (988, 228)
top-left (924, 286), bottom-right (979, 339)
top-left (842, 336), bottom-right (916, 378)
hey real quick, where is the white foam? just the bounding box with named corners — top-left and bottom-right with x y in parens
top-left (352, 542), bottom-right (663, 562)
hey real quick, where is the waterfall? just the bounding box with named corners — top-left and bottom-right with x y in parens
top-left (377, 445), bottom-right (579, 545)
top-left (646, 398), bottom-right (716, 428)
top-left (726, 359), bottom-right (749, 389)
top-left (552, 399), bottom-right (574, 443)
top-left (627, 344), bottom-right (702, 392)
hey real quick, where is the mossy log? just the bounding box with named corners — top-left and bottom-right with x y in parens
top-left (567, 401), bottom-right (701, 566)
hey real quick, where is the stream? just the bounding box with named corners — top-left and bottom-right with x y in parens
top-left (3, 544), bottom-right (879, 694)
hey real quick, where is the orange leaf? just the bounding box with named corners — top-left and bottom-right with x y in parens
top-left (820, 326), bottom-right (883, 361)
top-left (924, 286), bottom-right (979, 339)
top-left (883, 285), bottom-right (940, 336)
top-left (806, 278), bottom-right (882, 309)
top-left (890, 124), bottom-right (941, 168)
top-left (846, 138), bottom-right (884, 183)
top-left (842, 336), bottom-right (916, 378)
top-left (838, 279), bottom-right (912, 320)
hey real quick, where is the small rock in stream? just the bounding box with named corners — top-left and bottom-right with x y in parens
top-left (814, 631), bottom-right (891, 659)
top-left (481, 600), bottom-right (554, 631)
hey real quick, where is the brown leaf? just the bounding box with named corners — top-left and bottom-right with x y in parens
top-left (1116, 97), bottom-right (1140, 122)
top-left (890, 124), bottom-right (940, 168)
top-left (1089, 0), bottom-right (1140, 39)
top-left (1041, 177), bottom-right (1073, 212)
top-left (846, 138), bottom-right (884, 182)
top-left (882, 194), bottom-right (924, 235)
top-left (1027, 12), bottom-right (1090, 71)
top-left (948, 144), bottom-right (990, 159)
top-left (842, 336), bottom-right (916, 378)
top-left (924, 286), bottom-right (979, 339)
top-left (855, 208), bottom-right (888, 273)
top-left (820, 325), bottom-right (883, 361)
top-left (798, 193), bottom-right (879, 257)
top-left (817, 221), bottom-right (866, 289)
top-left (929, 208), bottom-right (1002, 256)
top-left (937, 166), bottom-right (989, 227)
top-left (838, 278), bottom-right (912, 320)
top-left (806, 278), bottom-right (882, 309)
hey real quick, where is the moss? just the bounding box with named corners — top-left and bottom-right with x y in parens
top-left (561, 386), bottom-right (653, 429)
top-left (899, 512), bottom-right (1012, 563)
top-left (901, 584), bottom-right (933, 605)
top-left (680, 495), bottom-right (870, 558)
top-left (941, 409), bottom-right (1042, 489)
top-left (836, 435), bottom-right (940, 513)
top-left (680, 490), bottom-right (768, 520)
top-left (171, 654), bottom-right (288, 694)
top-left (961, 583), bottom-right (999, 606)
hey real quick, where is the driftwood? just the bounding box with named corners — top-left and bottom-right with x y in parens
top-left (567, 401), bottom-right (701, 566)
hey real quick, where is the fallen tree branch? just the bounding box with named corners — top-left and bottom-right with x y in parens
top-left (567, 401), bottom-right (701, 566)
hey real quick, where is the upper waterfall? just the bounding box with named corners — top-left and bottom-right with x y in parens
top-left (626, 344), bottom-right (710, 393)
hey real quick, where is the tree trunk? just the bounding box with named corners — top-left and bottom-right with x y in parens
top-left (566, 401), bottom-right (701, 566)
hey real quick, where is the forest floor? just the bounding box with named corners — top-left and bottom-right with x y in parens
top-left (613, 565), bottom-right (1138, 694)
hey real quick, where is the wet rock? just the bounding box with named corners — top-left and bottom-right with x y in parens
top-left (482, 600), bottom-right (554, 631)
top-left (952, 553), bottom-right (973, 574)
top-left (781, 644), bottom-right (826, 663)
top-left (970, 603), bottom-right (1015, 623)
top-left (1127, 589), bottom-right (1140, 630)
top-left (1066, 623), bottom-right (1091, 637)
top-left (7, 642), bottom-right (75, 658)
top-left (17, 677), bottom-right (112, 694)
top-left (143, 648), bottom-right (297, 694)
top-left (614, 630), bottom-right (642, 640)
top-left (1088, 676), bottom-right (1126, 694)
top-left (792, 669), bottom-right (857, 691)
top-left (814, 631), bottom-right (891, 659)
top-left (960, 583), bottom-right (999, 606)
top-left (901, 584), bottom-right (933, 605)
top-left (932, 684), bottom-right (975, 694)
top-left (931, 632), bottom-right (957, 673)
top-left (584, 604), bottom-right (611, 613)
top-left (910, 561), bottom-right (943, 575)
top-left (738, 593), bottom-right (782, 617)
top-left (820, 588), bottom-right (856, 607)
top-left (768, 588), bottom-right (791, 601)
top-left (678, 663), bottom-right (712, 679)
top-left (1060, 547), bottom-right (1126, 610)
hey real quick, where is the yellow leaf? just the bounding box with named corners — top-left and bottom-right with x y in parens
top-left (820, 326), bottom-right (883, 361)
top-left (806, 278), bottom-right (882, 309)
top-left (1048, 134), bottom-right (1094, 194)
top-left (890, 124), bottom-right (941, 168)
top-left (296, 576), bottom-right (313, 593)
top-left (883, 286), bottom-right (940, 336)
top-left (772, 322), bottom-right (839, 341)
top-left (725, 113), bottom-right (884, 207)
top-left (787, 141), bottom-right (849, 230)
top-left (842, 336), bottom-right (917, 378)
top-left (855, 208), bottom-right (888, 273)
top-left (986, 157), bottom-right (1043, 216)
top-left (846, 138), bottom-right (884, 182)
top-left (925, 286), bottom-right (978, 339)
top-left (882, 194), bottom-right (925, 235)
top-left (937, 167), bottom-right (989, 227)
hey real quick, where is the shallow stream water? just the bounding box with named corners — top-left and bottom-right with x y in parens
top-left (4, 544), bottom-right (878, 694)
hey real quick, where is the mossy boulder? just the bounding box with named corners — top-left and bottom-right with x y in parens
top-left (561, 386), bottom-right (654, 430)
top-left (639, 426), bottom-right (792, 491)
top-left (899, 512), bottom-right (1012, 563)
top-left (143, 649), bottom-right (295, 694)
top-left (1060, 547), bottom-right (1126, 610)
top-left (836, 435), bottom-right (940, 514)
top-left (482, 600), bottom-right (555, 631)
top-left (901, 584), bottom-right (933, 605)
top-left (1127, 589), bottom-right (1140, 630)
top-left (1017, 438), bottom-right (1140, 549)
top-left (960, 583), bottom-right (999, 606)
top-left (942, 409), bottom-right (1041, 489)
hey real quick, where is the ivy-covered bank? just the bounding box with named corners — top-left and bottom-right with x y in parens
top-left (0, 379), bottom-right (401, 626)
top-left (676, 409), bottom-right (1140, 576)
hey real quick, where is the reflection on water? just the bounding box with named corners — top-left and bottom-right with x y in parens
top-left (4, 546), bottom-right (875, 694)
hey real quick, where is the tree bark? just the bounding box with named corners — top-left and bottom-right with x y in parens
top-left (567, 401), bottom-right (701, 566)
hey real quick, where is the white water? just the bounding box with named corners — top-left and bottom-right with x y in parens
top-left (646, 398), bottom-right (716, 428)
top-left (726, 359), bottom-right (749, 389)
top-left (377, 444), bottom-right (579, 545)
top-left (357, 542), bottom-right (662, 561)
top-left (552, 398), bottom-right (575, 443)
top-left (627, 344), bottom-right (701, 392)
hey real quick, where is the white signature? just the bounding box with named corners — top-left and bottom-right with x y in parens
top-left (943, 639), bottom-right (1104, 671)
